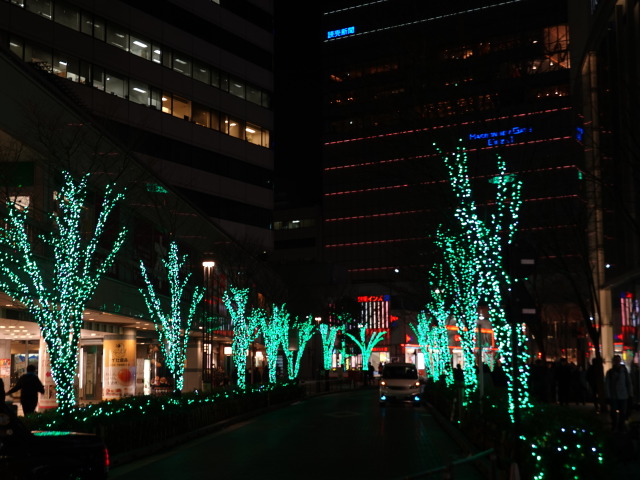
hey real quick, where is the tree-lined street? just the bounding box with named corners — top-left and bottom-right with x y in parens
top-left (109, 389), bottom-right (485, 480)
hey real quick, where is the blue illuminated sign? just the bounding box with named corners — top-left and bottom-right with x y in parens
top-left (468, 126), bottom-right (532, 146)
top-left (327, 26), bottom-right (355, 39)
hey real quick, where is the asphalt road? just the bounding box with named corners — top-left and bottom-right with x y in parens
top-left (108, 389), bottom-right (485, 480)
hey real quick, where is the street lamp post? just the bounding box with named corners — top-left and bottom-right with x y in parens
top-left (202, 260), bottom-right (215, 392)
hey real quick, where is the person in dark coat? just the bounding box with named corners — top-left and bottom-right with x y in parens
top-left (605, 355), bottom-right (632, 432)
top-left (6, 364), bottom-right (45, 415)
top-left (0, 377), bottom-right (5, 404)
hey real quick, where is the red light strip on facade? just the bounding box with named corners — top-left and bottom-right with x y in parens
top-left (347, 265), bottom-right (426, 273)
top-left (325, 208), bottom-right (428, 222)
top-left (325, 162), bottom-right (577, 198)
top-left (325, 236), bottom-right (429, 248)
top-left (324, 107), bottom-right (572, 146)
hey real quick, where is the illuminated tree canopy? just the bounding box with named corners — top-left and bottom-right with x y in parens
top-left (0, 171), bottom-right (126, 411)
top-left (139, 241), bottom-right (204, 393)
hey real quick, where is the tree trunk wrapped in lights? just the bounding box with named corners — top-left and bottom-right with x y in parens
top-left (437, 141), bottom-right (528, 421)
top-left (282, 315), bottom-right (315, 380)
top-left (139, 241), bottom-right (204, 393)
top-left (433, 228), bottom-right (483, 398)
top-left (319, 323), bottom-right (341, 371)
top-left (412, 309), bottom-right (452, 385)
top-left (0, 172), bottom-right (126, 411)
top-left (258, 304), bottom-right (287, 383)
top-left (222, 286), bottom-right (260, 389)
top-left (344, 326), bottom-right (386, 371)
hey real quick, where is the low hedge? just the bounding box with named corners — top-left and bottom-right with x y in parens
top-left (424, 379), bottom-right (609, 480)
top-left (22, 382), bottom-right (304, 456)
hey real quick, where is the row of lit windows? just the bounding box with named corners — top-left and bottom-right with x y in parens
top-left (328, 76), bottom-right (568, 130)
top-left (441, 26), bottom-right (569, 63)
top-left (4, 0), bottom-right (271, 108)
top-left (273, 218), bottom-right (316, 230)
top-left (8, 37), bottom-right (271, 148)
top-left (328, 93), bottom-right (497, 131)
top-left (328, 25), bottom-right (570, 86)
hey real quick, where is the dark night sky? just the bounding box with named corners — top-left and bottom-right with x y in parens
top-left (273, 4), bottom-right (323, 208)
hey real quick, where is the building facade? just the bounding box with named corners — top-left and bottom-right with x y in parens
top-left (0, 0), bottom-right (275, 409)
top-left (320, 0), bottom-right (594, 365)
top-left (571, 0), bottom-right (640, 373)
top-left (0, 0), bottom-right (274, 249)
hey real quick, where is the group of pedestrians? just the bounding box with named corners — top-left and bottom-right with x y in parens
top-left (530, 355), bottom-right (635, 432)
top-left (1, 364), bottom-right (45, 415)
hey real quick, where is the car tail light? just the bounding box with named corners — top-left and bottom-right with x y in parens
top-left (104, 447), bottom-right (110, 472)
top-left (380, 380), bottom-right (386, 386)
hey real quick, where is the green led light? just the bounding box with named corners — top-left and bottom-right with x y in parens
top-left (432, 141), bottom-right (529, 419)
top-left (319, 323), bottom-right (342, 370)
top-left (344, 326), bottom-right (386, 370)
top-left (0, 171), bottom-right (126, 411)
top-left (139, 241), bottom-right (204, 392)
top-left (222, 286), bottom-right (260, 389)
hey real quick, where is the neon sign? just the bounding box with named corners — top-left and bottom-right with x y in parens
top-left (327, 26), bottom-right (355, 39)
top-left (468, 126), bottom-right (532, 146)
top-left (357, 295), bottom-right (390, 302)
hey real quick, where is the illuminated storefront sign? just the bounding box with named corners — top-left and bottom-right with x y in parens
top-left (468, 126), bottom-right (532, 146)
top-left (327, 26), bottom-right (355, 39)
top-left (357, 295), bottom-right (390, 302)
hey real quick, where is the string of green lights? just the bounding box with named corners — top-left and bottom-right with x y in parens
top-left (139, 241), bottom-right (204, 393)
top-left (0, 172), bottom-right (126, 411)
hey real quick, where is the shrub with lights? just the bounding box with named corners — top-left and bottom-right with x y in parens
top-left (0, 172), bottom-right (126, 411)
top-left (139, 241), bottom-right (204, 393)
top-left (518, 408), bottom-right (606, 480)
top-left (23, 382), bottom-right (303, 456)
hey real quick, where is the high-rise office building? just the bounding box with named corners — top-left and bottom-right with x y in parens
top-left (321, 0), bottom-right (586, 360)
top-left (1, 0), bottom-right (275, 249)
top-left (0, 0), bottom-right (275, 401)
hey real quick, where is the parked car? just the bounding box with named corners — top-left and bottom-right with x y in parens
top-left (378, 362), bottom-right (422, 406)
top-left (0, 401), bottom-right (109, 479)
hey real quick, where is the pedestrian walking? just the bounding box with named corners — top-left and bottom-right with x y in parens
top-left (605, 355), bottom-right (632, 432)
top-left (556, 358), bottom-right (572, 405)
top-left (367, 362), bottom-right (374, 385)
top-left (6, 365), bottom-right (45, 415)
top-left (0, 377), bottom-right (5, 404)
top-left (586, 357), bottom-right (604, 413)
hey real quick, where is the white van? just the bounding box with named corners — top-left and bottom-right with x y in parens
top-left (378, 362), bottom-right (422, 406)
